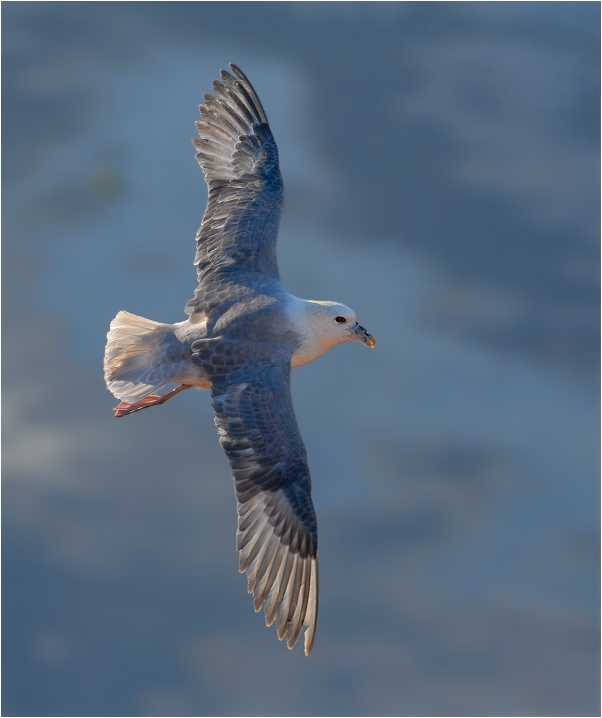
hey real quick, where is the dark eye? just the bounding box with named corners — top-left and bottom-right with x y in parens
top-left (335, 316), bottom-right (347, 324)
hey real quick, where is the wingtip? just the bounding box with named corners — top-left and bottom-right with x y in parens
top-left (229, 62), bottom-right (245, 80)
top-left (303, 624), bottom-right (317, 655)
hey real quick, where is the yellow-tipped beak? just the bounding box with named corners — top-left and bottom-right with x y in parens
top-left (351, 322), bottom-right (376, 348)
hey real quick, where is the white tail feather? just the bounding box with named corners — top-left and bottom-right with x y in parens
top-left (104, 311), bottom-right (173, 403)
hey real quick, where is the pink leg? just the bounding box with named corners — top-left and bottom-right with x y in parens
top-left (114, 384), bottom-right (190, 417)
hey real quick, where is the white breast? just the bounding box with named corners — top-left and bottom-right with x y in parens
top-left (287, 295), bottom-right (338, 368)
top-left (291, 339), bottom-right (325, 368)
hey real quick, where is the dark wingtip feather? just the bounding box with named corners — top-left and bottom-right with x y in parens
top-left (228, 63), bottom-right (269, 124)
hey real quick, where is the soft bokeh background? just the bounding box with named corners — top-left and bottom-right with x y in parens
top-left (3, 2), bottom-right (600, 716)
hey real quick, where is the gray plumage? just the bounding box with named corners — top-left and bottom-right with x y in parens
top-left (104, 64), bottom-right (375, 655)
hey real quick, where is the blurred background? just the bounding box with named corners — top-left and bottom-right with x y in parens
top-left (2, 2), bottom-right (600, 716)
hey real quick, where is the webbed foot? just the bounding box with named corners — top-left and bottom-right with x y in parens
top-left (113, 384), bottom-right (190, 417)
top-left (114, 395), bottom-right (163, 417)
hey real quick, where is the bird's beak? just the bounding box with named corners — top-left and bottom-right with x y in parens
top-left (350, 322), bottom-right (376, 348)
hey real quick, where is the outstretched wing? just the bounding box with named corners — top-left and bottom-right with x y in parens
top-left (209, 357), bottom-right (319, 655)
top-left (186, 64), bottom-right (283, 318)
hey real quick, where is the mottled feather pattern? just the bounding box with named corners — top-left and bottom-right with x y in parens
top-left (208, 358), bottom-right (319, 653)
top-left (186, 64), bottom-right (283, 321)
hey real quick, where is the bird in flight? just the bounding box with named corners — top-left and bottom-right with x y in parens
top-left (104, 64), bottom-right (375, 655)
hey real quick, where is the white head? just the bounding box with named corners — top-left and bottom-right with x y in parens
top-left (291, 299), bottom-right (376, 368)
top-left (307, 300), bottom-right (376, 346)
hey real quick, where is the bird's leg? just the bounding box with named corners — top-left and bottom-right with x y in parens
top-left (113, 384), bottom-right (190, 417)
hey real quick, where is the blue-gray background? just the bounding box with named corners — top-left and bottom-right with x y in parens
top-left (2, 2), bottom-right (600, 716)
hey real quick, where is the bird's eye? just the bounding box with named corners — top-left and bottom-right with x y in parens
top-left (335, 316), bottom-right (347, 324)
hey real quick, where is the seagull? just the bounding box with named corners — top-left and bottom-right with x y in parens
top-left (104, 64), bottom-right (375, 655)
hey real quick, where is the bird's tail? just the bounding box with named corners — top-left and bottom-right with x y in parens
top-left (104, 311), bottom-right (174, 403)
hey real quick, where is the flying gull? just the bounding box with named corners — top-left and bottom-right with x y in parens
top-left (104, 64), bottom-right (375, 655)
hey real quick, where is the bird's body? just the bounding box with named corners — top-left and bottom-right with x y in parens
top-left (104, 65), bottom-right (374, 655)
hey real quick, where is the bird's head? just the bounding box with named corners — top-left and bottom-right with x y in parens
top-left (307, 301), bottom-right (376, 350)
